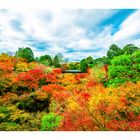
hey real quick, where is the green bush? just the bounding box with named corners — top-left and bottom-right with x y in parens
top-left (68, 62), bottom-right (80, 70)
top-left (0, 106), bottom-right (10, 123)
top-left (106, 50), bottom-right (140, 87)
top-left (0, 122), bottom-right (19, 131)
top-left (41, 113), bottom-right (62, 131)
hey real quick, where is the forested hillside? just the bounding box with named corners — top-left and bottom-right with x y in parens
top-left (0, 44), bottom-right (140, 131)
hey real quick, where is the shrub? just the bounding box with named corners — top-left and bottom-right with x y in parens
top-left (41, 113), bottom-right (62, 131)
top-left (0, 106), bottom-right (10, 123)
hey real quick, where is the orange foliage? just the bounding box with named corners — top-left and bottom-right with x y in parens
top-left (16, 68), bottom-right (45, 89)
top-left (0, 54), bottom-right (140, 131)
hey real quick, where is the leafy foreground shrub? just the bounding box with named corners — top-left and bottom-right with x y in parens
top-left (41, 113), bottom-right (62, 131)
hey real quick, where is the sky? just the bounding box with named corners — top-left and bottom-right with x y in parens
top-left (0, 9), bottom-right (140, 61)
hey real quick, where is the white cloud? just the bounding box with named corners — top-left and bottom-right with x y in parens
top-left (113, 10), bottom-right (140, 41)
top-left (0, 9), bottom-right (139, 61)
top-left (0, 9), bottom-right (116, 57)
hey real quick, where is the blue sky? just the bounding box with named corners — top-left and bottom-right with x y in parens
top-left (0, 9), bottom-right (140, 61)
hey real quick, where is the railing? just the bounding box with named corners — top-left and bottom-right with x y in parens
top-left (62, 70), bottom-right (82, 73)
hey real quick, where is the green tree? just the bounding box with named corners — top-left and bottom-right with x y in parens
top-left (122, 44), bottom-right (139, 54)
top-left (53, 55), bottom-right (61, 67)
top-left (107, 44), bottom-right (122, 60)
top-left (68, 62), bottom-right (80, 70)
top-left (80, 58), bottom-right (88, 72)
top-left (106, 50), bottom-right (140, 87)
top-left (92, 56), bottom-right (108, 66)
top-left (56, 53), bottom-right (64, 63)
top-left (15, 47), bottom-right (34, 62)
top-left (69, 63), bottom-right (76, 70)
top-left (86, 56), bottom-right (94, 64)
top-left (38, 54), bottom-right (53, 66)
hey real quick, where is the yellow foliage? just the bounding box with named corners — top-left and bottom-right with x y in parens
top-left (58, 73), bottom-right (77, 85)
top-left (15, 62), bottom-right (29, 72)
top-left (67, 98), bottom-right (80, 111)
top-left (0, 53), bottom-right (13, 62)
top-left (35, 90), bottom-right (49, 101)
top-left (88, 66), bottom-right (106, 82)
top-left (27, 62), bottom-right (38, 69)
